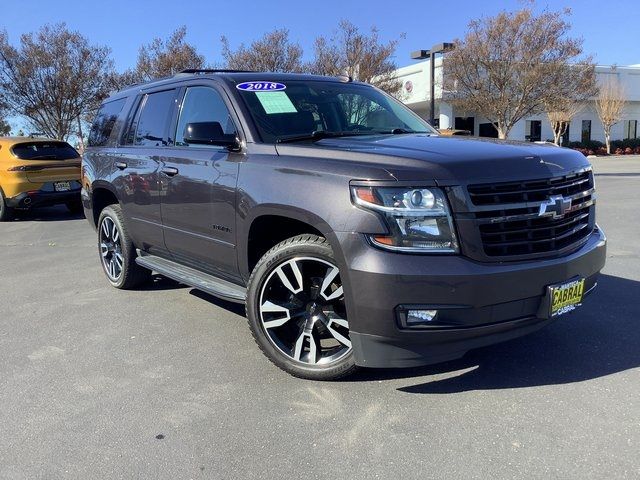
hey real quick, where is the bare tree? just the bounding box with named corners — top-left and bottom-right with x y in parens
top-left (105, 69), bottom-right (141, 92)
top-left (310, 20), bottom-right (403, 95)
top-left (105, 26), bottom-right (205, 95)
top-left (546, 99), bottom-right (584, 145)
top-left (443, 7), bottom-right (596, 139)
top-left (0, 97), bottom-right (10, 135)
top-left (0, 24), bottom-right (113, 141)
top-left (595, 73), bottom-right (626, 154)
top-left (134, 26), bottom-right (205, 82)
top-left (221, 29), bottom-right (304, 72)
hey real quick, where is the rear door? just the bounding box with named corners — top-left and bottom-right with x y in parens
top-left (160, 84), bottom-right (241, 280)
top-left (113, 88), bottom-right (178, 254)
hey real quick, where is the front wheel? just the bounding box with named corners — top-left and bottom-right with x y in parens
top-left (246, 234), bottom-right (357, 380)
top-left (97, 204), bottom-right (151, 289)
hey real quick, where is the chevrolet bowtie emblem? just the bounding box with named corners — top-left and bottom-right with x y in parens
top-left (539, 195), bottom-right (572, 218)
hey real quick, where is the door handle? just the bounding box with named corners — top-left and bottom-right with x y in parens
top-left (161, 167), bottom-right (179, 177)
top-left (115, 161), bottom-right (128, 170)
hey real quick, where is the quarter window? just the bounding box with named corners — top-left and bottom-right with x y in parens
top-left (89, 98), bottom-right (126, 147)
top-left (132, 90), bottom-right (176, 147)
top-left (175, 87), bottom-right (237, 147)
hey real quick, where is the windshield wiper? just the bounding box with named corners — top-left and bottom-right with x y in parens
top-left (276, 131), bottom-right (374, 144)
top-left (376, 128), bottom-right (432, 135)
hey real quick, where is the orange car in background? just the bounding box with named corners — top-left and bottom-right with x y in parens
top-left (0, 137), bottom-right (82, 221)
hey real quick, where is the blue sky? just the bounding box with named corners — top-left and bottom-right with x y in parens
top-left (3, 0), bottom-right (640, 71)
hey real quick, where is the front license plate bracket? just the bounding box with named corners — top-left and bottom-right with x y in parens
top-left (547, 277), bottom-right (585, 318)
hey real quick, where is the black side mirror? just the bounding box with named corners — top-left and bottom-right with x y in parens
top-left (183, 122), bottom-right (240, 151)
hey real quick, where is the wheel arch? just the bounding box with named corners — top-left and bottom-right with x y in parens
top-left (240, 205), bottom-right (347, 281)
top-left (90, 181), bottom-right (120, 229)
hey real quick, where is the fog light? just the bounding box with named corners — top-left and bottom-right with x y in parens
top-left (406, 309), bottom-right (438, 325)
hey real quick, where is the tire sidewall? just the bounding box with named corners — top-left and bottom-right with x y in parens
top-left (246, 236), bottom-right (356, 380)
top-left (0, 187), bottom-right (14, 221)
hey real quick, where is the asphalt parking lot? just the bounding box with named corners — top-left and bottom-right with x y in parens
top-left (1, 156), bottom-right (638, 479)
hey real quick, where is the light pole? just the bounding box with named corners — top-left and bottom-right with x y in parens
top-left (411, 42), bottom-right (454, 127)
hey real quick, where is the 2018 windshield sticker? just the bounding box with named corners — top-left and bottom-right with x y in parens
top-left (236, 81), bottom-right (286, 91)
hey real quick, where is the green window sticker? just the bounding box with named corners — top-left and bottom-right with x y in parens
top-left (255, 91), bottom-right (297, 114)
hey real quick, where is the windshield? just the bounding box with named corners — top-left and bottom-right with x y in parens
top-left (12, 141), bottom-right (79, 160)
top-left (235, 80), bottom-right (436, 143)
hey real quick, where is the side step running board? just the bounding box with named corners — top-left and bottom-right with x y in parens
top-left (136, 253), bottom-right (246, 304)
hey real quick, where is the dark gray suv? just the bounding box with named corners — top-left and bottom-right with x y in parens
top-left (82, 70), bottom-right (606, 379)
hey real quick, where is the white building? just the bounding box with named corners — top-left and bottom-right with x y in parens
top-left (394, 59), bottom-right (640, 144)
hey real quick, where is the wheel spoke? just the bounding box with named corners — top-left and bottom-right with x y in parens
top-left (327, 318), bottom-right (351, 348)
top-left (109, 258), bottom-right (117, 278)
top-left (293, 330), bottom-right (320, 364)
top-left (114, 252), bottom-right (124, 269)
top-left (101, 219), bottom-right (111, 239)
top-left (261, 301), bottom-right (291, 328)
top-left (100, 243), bottom-right (109, 257)
top-left (275, 259), bottom-right (303, 294)
top-left (112, 225), bottom-right (119, 243)
top-left (320, 266), bottom-right (343, 301)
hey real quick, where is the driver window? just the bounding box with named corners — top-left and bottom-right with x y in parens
top-left (175, 87), bottom-right (237, 147)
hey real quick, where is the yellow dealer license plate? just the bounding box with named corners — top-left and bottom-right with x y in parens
top-left (549, 278), bottom-right (585, 317)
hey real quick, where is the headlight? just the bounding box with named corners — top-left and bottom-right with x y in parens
top-left (352, 186), bottom-right (459, 253)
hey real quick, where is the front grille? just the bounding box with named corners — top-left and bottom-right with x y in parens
top-left (468, 170), bottom-right (592, 205)
top-left (467, 170), bottom-right (595, 259)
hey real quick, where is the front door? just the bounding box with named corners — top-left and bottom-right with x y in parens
top-left (160, 85), bottom-right (240, 280)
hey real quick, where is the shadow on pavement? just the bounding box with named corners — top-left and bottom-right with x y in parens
top-left (347, 274), bottom-right (639, 393)
top-left (189, 289), bottom-right (246, 316)
top-left (138, 275), bottom-right (188, 292)
top-left (11, 205), bottom-right (84, 222)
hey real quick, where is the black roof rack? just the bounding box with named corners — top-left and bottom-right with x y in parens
top-left (178, 69), bottom-right (256, 75)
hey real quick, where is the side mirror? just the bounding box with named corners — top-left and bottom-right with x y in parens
top-left (183, 122), bottom-right (240, 151)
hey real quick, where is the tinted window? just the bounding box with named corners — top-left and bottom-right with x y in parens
top-left (12, 141), bottom-right (79, 160)
top-left (133, 90), bottom-right (176, 147)
top-left (236, 81), bottom-right (433, 143)
top-left (89, 98), bottom-right (126, 147)
top-left (175, 87), bottom-right (237, 147)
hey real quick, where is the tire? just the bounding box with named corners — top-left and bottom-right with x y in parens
top-left (66, 200), bottom-right (84, 215)
top-left (246, 234), bottom-right (358, 380)
top-left (0, 188), bottom-right (14, 222)
top-left (97, 204), bottom-right (151, 289)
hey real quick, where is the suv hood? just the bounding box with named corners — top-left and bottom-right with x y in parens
top-left (275, 134), bottom-right (590, 183)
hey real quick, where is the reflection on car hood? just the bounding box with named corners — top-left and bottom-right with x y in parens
top-left (275, 134), bottom-right (590, 183)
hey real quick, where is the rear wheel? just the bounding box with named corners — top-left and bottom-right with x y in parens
top-left (246, 234), bottom-right (357, 380)
top-left (0, 188), bottom-right (14, 222)
top-left (97, 204), bottom-right (151, 289)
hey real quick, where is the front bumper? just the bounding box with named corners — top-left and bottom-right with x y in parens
top-left (338, 227), bottom-right (607, 368)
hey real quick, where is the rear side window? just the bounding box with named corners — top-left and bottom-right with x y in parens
top-left (12, 142), bottom-right (79, 160)
top-left (131, 90), bottom-right (176, 147)
top-left (89, 98), bottom-right (126, 147)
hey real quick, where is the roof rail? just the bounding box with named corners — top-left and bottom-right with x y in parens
top-left (178, 69), bottom-right (256, 75)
